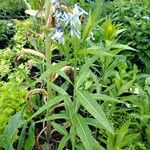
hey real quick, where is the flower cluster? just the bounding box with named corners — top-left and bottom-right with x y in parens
top-left (51, 1), bottom-right (88, 44)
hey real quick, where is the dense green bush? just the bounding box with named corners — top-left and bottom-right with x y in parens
top-left (0, 81), bottom-right (27, 138)
top-left (0, 21), bottom-right (15, 49)
top-left (106, 2), bottom-right (150, 73)
top-left (0, 0), bottom-right (27, 18)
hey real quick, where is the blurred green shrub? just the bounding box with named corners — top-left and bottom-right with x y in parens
top-left (0, 0), bottom-right (27, 17)
top-left (0, 81), bottom-right (27, 139)
top-left (106, 2), bottom-right (150, 73)
top-left (0, 21), bottom-right (15, 49)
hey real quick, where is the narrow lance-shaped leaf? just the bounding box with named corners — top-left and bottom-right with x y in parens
top-left (93, 93), bottom-right (124, 103)
top-left (82, 1), bottom-right (103, 42)
top-left (17, 123), bottom-right (28, 150)
top-left (77, 90), bottom-right (114, 134)
top-left (58, 134), bottom-right (70, 150)
top-left (24, 123), bottom-right (35, 150)
top-left (51, 122), bottom-right (68, 135)
top-left (49, 82), bottom-right (68, 95)
top-left (35, 113), bottom-right (69, 124)
top-left (34, 60), bottom-right (73, 84)
top-left (118, 80), bottom-right (134, 96)
top-left (27, 95), bottom-right (67, 121)
top-left (73, 114), bottom-right (94, 150)
top-left (76, 57), bottom-right (97, 89)
top-left (4, 111), bottom-right (24, 150)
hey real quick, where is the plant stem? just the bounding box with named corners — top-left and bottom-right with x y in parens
top-left (45, 0), bottom-right (53, 149)
top-left (45, 35), bottom-right (53, 149)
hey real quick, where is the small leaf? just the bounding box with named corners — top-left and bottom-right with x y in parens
top-left (122, 134), bottom-right (139, 147)
top-left (49, 82), bottom-right (68, 95)
top-left (17, 123), bottom-right (27, 150)
top-left (118, 80), bottom-right (134, 96)
top-left (58, 134), bottom-right (70, 150)
top-left (27, 95), bottom-right (67, 121)
top-left (4, 111), bottom-right (24, 150)
top-left (35, 113), bottom-right (69, 123)
top-left (115, 122), bottom-right (129, 147)
top-left (25, 123), bottom-right (35, 150)
top-left (93, 93), bottom-right (124, 103)
top-left (112, 44), bottom-right (137, 51)
top-left (34, 60), bottom-right (72, 84)
top-left (51, 122), bottom-right (68, 135)
top-left (73, 114), bottom-right (94, 150)
top-left (82, 1), bottom-right (103, 42)
top-left (76, 57), bottom-right (97, 89)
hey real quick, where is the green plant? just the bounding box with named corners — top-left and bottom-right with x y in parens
top-left (2, 1), bottom-right (114, 149)
top-left (0, 21), bottom-right (15, 49)
top-left (0, 48), bottom-right (14, 78)
top-left (106, 1), bottom-right (150, 73)
top-left (1, 0), bottom-right (150, 150)
top-left (0, 0), bottom-right (27, 17)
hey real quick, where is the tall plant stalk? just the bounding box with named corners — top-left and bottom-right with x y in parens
top-left (45, 0), bottom-right (53, 148)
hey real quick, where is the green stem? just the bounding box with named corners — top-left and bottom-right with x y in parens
top-left (73, 51), bottom-right (77, 101)
top-left (45, 0), bottom-right (53, 148)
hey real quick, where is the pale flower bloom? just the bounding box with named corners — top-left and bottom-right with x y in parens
top-left (51, 3), bottom-right (89, 43)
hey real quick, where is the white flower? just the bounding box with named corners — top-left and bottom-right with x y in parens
top-left (51, 3), bottom-right (89, 42)
top-left (73, 4), bottom-right (88, 16)
top-left (71, 27), bottom-right (81, 39)
top-left (51, 26), bottom-right (64, 44)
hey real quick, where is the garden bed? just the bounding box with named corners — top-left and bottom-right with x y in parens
top-left (0, 0), bottom-right (150, 150)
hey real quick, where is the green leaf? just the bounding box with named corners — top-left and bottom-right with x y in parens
top-left (27, 95), bottom-right (67, 121)
top-left (25, 123), bottom-right (35, 150)
top-left (58, 134), bottom-right (70, 150)
top-left (78, 49), bottom-right (113, 56)
top-left (112, 44), bottom-right (137, 51)
top-left (77, 90), bottom-right (114, 134)
top-left (85, 118), bottom-right (102, 129)
top-left (64, 98), bottom-right (74, 121)
top-left (51, 122), bottom-right (68, 135)
top-left (49, 82), bottom-right (68, 95)
top-left (82, 1), bottom-right (103, 42)
top-left (92, 137), bottom-right (105, 150)
top-left (35, 113), bottom-right (69, 123)
top-left (76, 57), bottom-right (97, 89)
top-left (115, 122), bottom-right (129, 147)
top-left (93, 93), bottom-right (124, 103)
top-left (34, 60), bottom-right (72, 84)
top-left (70, 125), bottom-right (76, 150)
top-left (17, 123), bottom-right (27, 150)
top-left (73, 114), bottom-right (94, 150)
top-left (4, 111), bottom-right (24, 150)
top-left (118, 80), bottom-right (134, 96)
top-left (122, 133), bottom-right (139, 147)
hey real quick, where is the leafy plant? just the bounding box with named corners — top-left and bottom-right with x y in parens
top-left (106, 1), bottom-right (150, 73)
top-left (0, 21), bottom-right (15, 49)
top-left (0, 0), bottom-right (27, 17)
top-left (1, 0), bottom-right (150, 150)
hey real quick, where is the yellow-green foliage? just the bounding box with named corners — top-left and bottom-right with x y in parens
top-left (0, 81), bottom-right (27, 137)
top-left (0, 48), bottom-right (14, 78)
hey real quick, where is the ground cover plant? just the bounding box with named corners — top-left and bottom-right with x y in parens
top-left (0, 0), bottom-right (150, 150)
